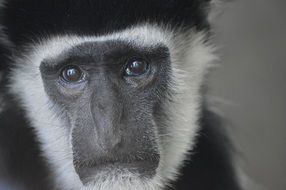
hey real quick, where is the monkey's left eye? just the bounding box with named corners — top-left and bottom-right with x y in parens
top-left (60, 65), bottom-right (84, 83)
top-left (124, 58), bottom-right (149, 77)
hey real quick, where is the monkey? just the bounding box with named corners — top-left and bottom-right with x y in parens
top-left (0, 0), bottom-right (241, 189)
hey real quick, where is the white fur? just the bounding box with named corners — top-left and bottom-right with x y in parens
top-left (9, 24), bottom-right (216, 190)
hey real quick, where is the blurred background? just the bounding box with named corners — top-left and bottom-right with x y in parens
top-left (209, 0), bottom-right (286, 190)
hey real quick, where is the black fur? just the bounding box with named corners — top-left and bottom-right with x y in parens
top-left (1, 0), bottom-right (210, 46)
top-left (0, 94), bottom-right (53, 190)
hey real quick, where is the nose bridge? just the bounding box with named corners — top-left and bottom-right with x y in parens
top-left (90, 78), bottom-right (122, 150)
top-left (91, 76), bottom-right (119, 119)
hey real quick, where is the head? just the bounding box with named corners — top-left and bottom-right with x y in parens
top-left (1, 0), bottom-right (215, 189)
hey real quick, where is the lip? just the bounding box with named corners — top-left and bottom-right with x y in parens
top-left (75, 159), bottom-right (159, 185)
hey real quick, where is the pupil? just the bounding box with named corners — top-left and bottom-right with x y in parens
top-left (67, 69), bottom-right (76, 76)
top-left (131, 61), bottom-right (142, 72)
top-left (62, 66), bottom-right (82, 82)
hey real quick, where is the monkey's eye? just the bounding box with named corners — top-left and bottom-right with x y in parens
top-left (60, 65), bottom-right (84, 83)
top-left (124, 58), bottom-right (149, 77)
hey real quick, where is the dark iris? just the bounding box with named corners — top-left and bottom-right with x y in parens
top-left (124, 58), bottom-right (149, 76)
top-left (60, 65), bottom-right (83, 83)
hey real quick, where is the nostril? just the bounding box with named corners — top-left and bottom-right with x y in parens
top-left (98, 134), bottom-right (122, 153)
top-left (108, 135), bottom-right (122, 151)
top-left (113, 137), bottom-right (123, 149)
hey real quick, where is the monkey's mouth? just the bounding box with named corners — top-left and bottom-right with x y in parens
top-left (74, 156), bottom-right (160, 185)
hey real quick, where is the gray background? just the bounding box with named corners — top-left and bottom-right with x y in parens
top-left (209, 0), bottom-right (286, 189)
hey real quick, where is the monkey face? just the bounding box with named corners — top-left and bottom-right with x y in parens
top-left (8, 24), bottom-right (214, 189)
top-left (39, 40), bottom-right (171, 184)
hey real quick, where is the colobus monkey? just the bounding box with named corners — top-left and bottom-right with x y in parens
top-left (0, 0), bottom-right (241, 190)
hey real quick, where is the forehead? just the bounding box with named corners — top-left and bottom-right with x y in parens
top-left (30, 25), bottom-right (172, 67)
top-left (2, 0), bottom-right (210, 45)
top-left (43, 41), bottom-right (169, 67)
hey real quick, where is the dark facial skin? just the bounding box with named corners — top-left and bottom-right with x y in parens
top-left (39, 40), bottom-right (172, 185)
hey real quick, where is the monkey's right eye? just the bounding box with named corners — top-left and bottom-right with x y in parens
top-left (60, 65), bottom-right (84, 83)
